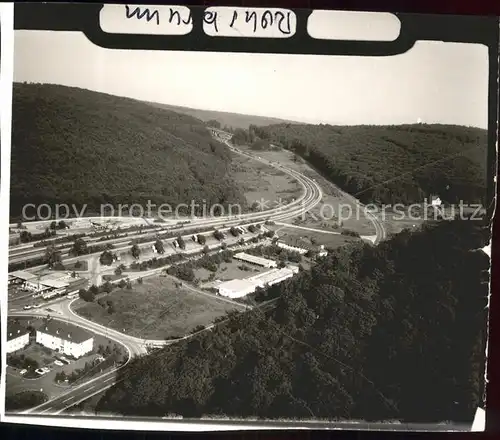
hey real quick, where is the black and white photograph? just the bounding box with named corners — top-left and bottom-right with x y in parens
top-left (1, 4), bottom-right (496, 432)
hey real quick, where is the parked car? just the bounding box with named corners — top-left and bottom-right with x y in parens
top-left (19, 369), bottom-right (27, 376)
top-left (35, 368), bottom-right (47, 375)
top-left (54, 360), bottom-right (64, 367)
top-left (23, 305), bottom-right (32, 310)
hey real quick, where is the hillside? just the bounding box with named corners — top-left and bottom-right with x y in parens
top-left (10, 83), bottom-right (247, 218)
top-left (96, 218), bottom-right (488, 422)
top-left (147, 102), bottom-right (297, 131)
top-left (244, 123), bottom-right (488, 206)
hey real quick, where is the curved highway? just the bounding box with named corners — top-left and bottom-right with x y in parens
top-left (7, 130), bottom-right (386, 416)
top-left (9, 138), bottom-right (323, 267)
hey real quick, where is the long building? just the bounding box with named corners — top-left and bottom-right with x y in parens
top-left (277, 235), bottom-right (328, 257)
top-left (7, 322), bottom-right (30, 354)
top-left (218, 266), bottom-right (299, 299)
top-left (233, 252), bottom-right (277, 268)
top-left (36, 320), bottom-right (94, 359)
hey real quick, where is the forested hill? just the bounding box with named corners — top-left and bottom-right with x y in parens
top-left (246, 123), bottom-right (488, 206)
top-left (97, 219), bottom-right (489, 423)
top-left (10, 83), bottom-right (246, 218)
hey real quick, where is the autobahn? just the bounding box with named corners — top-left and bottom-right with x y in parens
top-left (7, 130), bottom-right (385, 416)
top-left (8, 142), bottom-right (323, 267)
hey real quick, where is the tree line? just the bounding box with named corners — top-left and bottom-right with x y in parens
top-left (96, 218), bottom-right (488, 424)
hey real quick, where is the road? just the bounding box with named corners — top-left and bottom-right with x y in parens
top-left (9, 144), bottom-right (323, 267)
top-left (7, 129), bottom-right (386, 415)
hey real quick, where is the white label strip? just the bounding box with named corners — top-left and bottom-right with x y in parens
top-left (100, 5), bottom-right (193, 35)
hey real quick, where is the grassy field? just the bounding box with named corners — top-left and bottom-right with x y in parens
top-left (74, 276), bottom-right (238, 339)
top-left (195, 260), bottom-right (267, 283)
top-left (270, 226), bottom-right (362, 249)
top-left (236, 146), bottom-right (378, 236)
top-left (230, 153), bottom-right (301, 207)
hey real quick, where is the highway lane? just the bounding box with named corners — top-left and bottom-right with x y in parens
top-left (9, 139), bottom-right (323, 267)
top-left (7, 132), bottom-right (325, 415)
top-left (16, 297), bottom-right (280, 416)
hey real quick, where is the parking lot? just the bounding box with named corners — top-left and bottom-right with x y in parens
top-left (6, 331), bottom-right (123, 400)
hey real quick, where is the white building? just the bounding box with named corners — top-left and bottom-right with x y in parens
top-left (234, 252), bottom-right (277, 268)
top-left (9, 270), bottom-right (37, 286)
top-left (430, 195), bottom-right (442, 207)
top-left (6, 322), bottom-right (30, 354)
top-left (218, 266), bottom-right (298, 298)
top-left (277, 236), bottom-right (328, 258)
top-left (10, 271), bottom-right (70, 295)
top-left (36, 321), bottom-right (94, 359)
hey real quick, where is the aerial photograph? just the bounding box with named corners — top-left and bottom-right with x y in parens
top-left (3, 25), bottom-right (491, 430)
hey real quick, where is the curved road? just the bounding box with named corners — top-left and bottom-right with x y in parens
top-left (7, 130), bottom-right (386, 415)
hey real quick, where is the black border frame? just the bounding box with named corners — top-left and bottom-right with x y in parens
top-left (5, 1), bottom-right (499, 432)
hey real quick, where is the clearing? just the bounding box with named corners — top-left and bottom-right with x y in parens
top-left (230, 153), bottom-right (302, 208)
top-left (74, 276), bottom-right (239, 339)
top-left (268, 225), bottom-right (363, 250)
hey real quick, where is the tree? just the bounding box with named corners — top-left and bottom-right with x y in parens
top-left (44, 244), bottom-right (62, 268)
top-left (203, 245), bottom-right (210, 255)
top-left (230, 226), bottom-right (240, 237)
top-left (50, 220), bottom-right (57, 230)
top-left (131, 244), bottom-right (141, 259)
top-left (154, 239), bottom-right (165, 254)
top-left (58, 220), bottom-right (67, 229)
top-left (198, 234), bottom-right (207, 245)
top-left (100, 250), bottom-right (114, 266)
top-left (213, 230), bottom-right (224, 241)
top-left (137, 277), bottom-right (143, 285)
top-left (115, 266), bottom-right (123, 276)
top-left (78, 289), bottom-right (95, 302)
top-left (177, 235), bottom-right (186, 250)
top-left (248, 225), bottom-right (257, 233)
top-left (101, 281), bottom-right (114, 293)
top-left (70, 238), bottom-right (88, 256)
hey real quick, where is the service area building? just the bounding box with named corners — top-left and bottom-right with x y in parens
top-left (218, 266), bottom-right (299, 299)
top-left (233, 252), bottom-right (277, 268)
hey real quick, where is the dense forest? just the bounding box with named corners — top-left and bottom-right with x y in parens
top-left (96, 218), bottom-right (488, 423)
top-left (239, 123), bottom-right (488, 206)
top-left (10, 83), bottom-right (246, 218)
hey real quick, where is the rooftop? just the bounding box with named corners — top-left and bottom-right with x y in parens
top-left (249, 267), bottom-right (294, 284)
top-left (37, 278), bottom-right (69, 289)
top-left (218, 278), bottom-right (259, 292)
top-left (7, 321), bottom-right (30, 341)
top-left (9, 270), bottom-right (37, 281)
top-left (278, 235), bottom-right (323, 252)
top-left (37, 320), bottom-right (93, 343)
top-left (234, 252), bottom-right (277, 266)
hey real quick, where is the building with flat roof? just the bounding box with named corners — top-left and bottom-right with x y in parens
top-left (7, 322), bottom-right (30, 354)
top-left (234, 252), bottom-right (277, 268)
top-left (36, 320), bottom-right (94, 359)
top-left (9, 270), bottom-right (37, 285)
top-left (13, 271), bottom-right (71, 295)
top-left (218, 266), bottom-right (299, 299)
